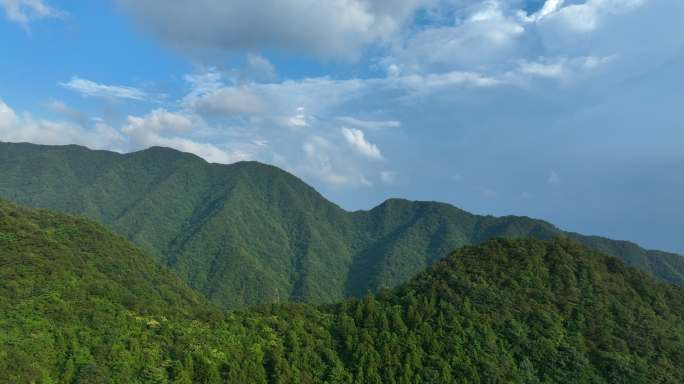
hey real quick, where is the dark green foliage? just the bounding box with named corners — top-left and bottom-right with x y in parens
top-left (2, 202), bottom-right (684, 383)
top-left (1, 142), bottom-right (684, 309)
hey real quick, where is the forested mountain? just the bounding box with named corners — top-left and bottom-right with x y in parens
top-left (0, 200), bottom-right (219, 382)
top-left (2, 202), bottom-right (683, 383)
top-left (1, 141), bottom-right (683, 309)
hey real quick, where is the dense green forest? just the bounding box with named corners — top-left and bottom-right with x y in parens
top-left (2, 200), bottom-right (684, 383)
top-left (1, 142), bottom-right (684, 309)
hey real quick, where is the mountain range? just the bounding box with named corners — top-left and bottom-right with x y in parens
top-left (1, 141), bottom-right (683, 309)
top-left (2, 200), bottom-right (683, 383)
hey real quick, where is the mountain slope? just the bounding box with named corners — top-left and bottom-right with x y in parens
top-left (244, 238), bottom-right (684, 383)
top-left (343, 237), bottom-right (684, 383)
top-left (1, 141), bottom-right (684, 309)
top-left (2, 206), bottom-right (683, 384)
top-left (0, 200), bottom-right (221, 382)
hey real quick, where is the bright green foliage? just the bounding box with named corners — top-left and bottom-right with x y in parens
top-left (0, 200), bottom-right (219, 382)
top-left (1, 142), bottom-right (684, 309)
top-left (1, 202), bottom-right (684, 383)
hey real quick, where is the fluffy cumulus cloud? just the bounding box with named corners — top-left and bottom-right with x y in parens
top-left (341, 127), bottom-right (383, 159)
top-left (121, 109), bottom-right (253, 164)
top-left (299, 135), bottom-right (375, 187)
top-left (302, 136), bottom-right (353, 186)
top-left (387, 0), bottom-right (526, 74)
top-left (123, 108), bottom-right (194, 135)
top-left (0, 98), bottom-right (257, 165)
top-left (0, 99), bottom-right (124, 149)
top-left (0, 0), bottom-right (62, 26)
top-left (283, 107), bottom-right (310, 129)
top-left (115, 0), bottom-right (427, 60)
top-left (379, 0), bottom-right (683, 86)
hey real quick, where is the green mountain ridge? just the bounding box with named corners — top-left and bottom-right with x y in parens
top-left (2, 201), bottom-right (684, 383)
top-left (1, 141), bottom-right (683, 309)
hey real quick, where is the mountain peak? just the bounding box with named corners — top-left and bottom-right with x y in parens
top-left (131, 145), bottom-right (206, 162)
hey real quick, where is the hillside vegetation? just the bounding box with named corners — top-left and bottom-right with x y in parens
top-left (1, 201), bottom-right (683, 383)
top-left (1, 142), bottom-right (683, 309)
top-left (0, 200), bottom-right (217, 382)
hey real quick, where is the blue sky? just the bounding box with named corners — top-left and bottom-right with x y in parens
top-left (1, 0), bottom-right (684, 254)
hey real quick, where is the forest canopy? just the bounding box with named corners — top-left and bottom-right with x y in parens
top-left (1, 200), bottom-right (683, 383)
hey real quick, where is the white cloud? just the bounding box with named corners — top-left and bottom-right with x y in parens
top-left (299, 135), bottom-right (376, 188)
top-left (389, 20), bottom-right (524, 73)
top-left (121, 109), bottom-right (250, 163)
top-left (244, 53), bottom-right (277, 82)
top-left (341, 127), bottom-right (383, 160)
top-left (123, 108), bottom-right (194, 133)
top-left (0, 0), bottom-right (63, 26)
top-left (397, 71), bottom-right (500, 89)
top-left (184, 86), bottom-right (267, 116)
top-left (385, 1), bottom-right (526, 74)
top-left (183, 70), bottom-right (365, 122)
top-left (116, 0), bottom-right (427, 60)
top-left (517, 59), bottom-right (566, 78)
top-left (381, 0), bottom-right (656, 83)
top-left (541, 0), bottom-right (646, 32)
top-left (139, 67), bottom-right (505, 189)
top-left (181, 68), bottom-right (499, 128)
top-left (184, 70), bottom-right (223, 100)
top-left (523, 0), bottom-right (566, 22)
top-left (468, 0), bottom-right (507, 23)
top-left (283, 107), bottom-right (310, 129)
top-left (60, 77), bottom-right (148, 101)
top-left (514, 55), bottom-right (614, 81)
top-left (337, 116), bottom-right (401, 130)
top-left (0, 99), bottom-right (124, 149)
top-left (302, 136), bottom-right (352, 186)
